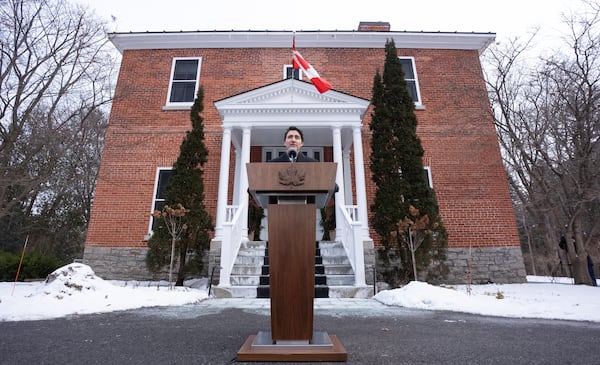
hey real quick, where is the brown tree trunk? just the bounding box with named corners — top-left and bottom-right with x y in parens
top-left (568, 219), bottom-right (592, 285)
top-left (176, 242), bottom-right (188, 286)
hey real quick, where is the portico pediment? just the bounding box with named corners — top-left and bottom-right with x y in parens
top-left (214, 78), bottom-right (370, 126)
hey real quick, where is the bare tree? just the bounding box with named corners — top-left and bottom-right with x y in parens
top-left (484, 1), bottom-right (600, 284)
top-left (152, 205), bottom-right (189, 288)
top-left (0, 0), bottom-right (115, 259)
top-left (397, 205), bottom-right (438, 282)
top-left (0, 0), bottom-right (115, 222)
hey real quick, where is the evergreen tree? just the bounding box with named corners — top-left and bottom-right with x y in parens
top-left (370, 39), bottom-right (447, 286)
top-left (147, 87), bottom-right (213, 286)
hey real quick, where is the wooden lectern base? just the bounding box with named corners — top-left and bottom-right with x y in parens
top-left (237, 331), bottom-right (348, 362)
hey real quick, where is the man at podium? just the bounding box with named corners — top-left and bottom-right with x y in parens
top-left (240, 130), bottom-right (348, 361)
top-left (269, 126), bottom-right (318, 163)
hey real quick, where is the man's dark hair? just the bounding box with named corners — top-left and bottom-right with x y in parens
top-left (284, 126), bottom-right (304, 141)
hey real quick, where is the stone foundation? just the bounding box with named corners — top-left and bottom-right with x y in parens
top-left (83, 243), bottom-right (526, 286)
top-left (82, 246), bottom-right (157, 281)
top-left (444, 246), bottom-right (527, 284)
top-left (208, 239), bottom-right (222, 286)
top-left (375, 245), bottom-right (527, 286)
top-left (362, 240), bottom-right (376, 286)
top-left (82, 245), bottom-right (210, 281)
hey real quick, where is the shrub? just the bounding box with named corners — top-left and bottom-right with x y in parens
top-left (0, 251), bottom-right (62, 281)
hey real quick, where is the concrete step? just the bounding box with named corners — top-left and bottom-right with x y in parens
top-left (324, 264), bottom-right (354, 275)
top-left (328, 285), bottom-right (374, 298)
top-left (212, 285), bottom-right (373, 299)
top-left (230, 275), bottom-right (260, 286)
top-left (324, 275), bottom-right (356, 286)
top-left (322, 256), bottom-right (351, 265)
top-left (257, 285), bottom-right (329, 299)
top-left (226, 240), bottom-right (362, 298)
top-left (231, 266), bottom-right (263, 275)
top-left (233, 256), bottom-right (266, 265)
top-left (319, 246), bottom-right (347, 256)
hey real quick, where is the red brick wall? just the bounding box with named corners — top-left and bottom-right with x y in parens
top-left (85, 46), bottom-right (520, 251)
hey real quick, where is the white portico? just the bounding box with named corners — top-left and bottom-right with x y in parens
top-left (211, 78), bottom-right (373, 296)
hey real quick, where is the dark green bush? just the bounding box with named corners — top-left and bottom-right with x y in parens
top-left (0, 252), bottom-right (19, 281)
top-left (0, 251), bottom-right (62, 281)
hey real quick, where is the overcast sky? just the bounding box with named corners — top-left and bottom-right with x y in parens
top-left (76, 0), bottom-right (584, 51)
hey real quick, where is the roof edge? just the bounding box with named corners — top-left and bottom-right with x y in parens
top-left (109, 30), bottom-right (496, 54)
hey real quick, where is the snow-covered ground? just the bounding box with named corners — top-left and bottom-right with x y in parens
top-left (1, 263), bottom-right (598, 322)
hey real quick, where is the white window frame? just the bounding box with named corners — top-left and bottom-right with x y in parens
top-left (283, 64), bottom-right (302, 80)
top-left (424, 166), bottom-right (433, 188)
top-left (399, 56), bottom-right (422, 106)
top-left (147, 167), bottom-right (173, 235)
top-left (165, 57), bottom-right (202, 108)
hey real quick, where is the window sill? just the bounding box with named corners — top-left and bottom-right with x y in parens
top-left (162, 104), bottom-right (193, 111)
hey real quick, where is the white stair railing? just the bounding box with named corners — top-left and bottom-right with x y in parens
top-left (219, 203), bottom-right (246, 286)
top-left (340, 205), bottom-right (366, 286)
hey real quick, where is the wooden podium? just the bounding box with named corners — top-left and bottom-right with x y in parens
top-left (237, 162), bottom-right (347, 362)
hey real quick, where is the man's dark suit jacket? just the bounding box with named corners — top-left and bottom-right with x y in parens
top-left (269, 152), bottom-right (318, 163)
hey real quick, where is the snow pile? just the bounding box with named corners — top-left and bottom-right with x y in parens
top-left (374, 280), bottom-right (600, 322)
top-left (42, 263), bottom-right (112, 299)
top-left (1, 263), bottom-right (208, 321)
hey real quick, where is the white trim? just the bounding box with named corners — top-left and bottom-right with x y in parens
top-left (400, 56), bottom-right (422, 106)
top-left (283, 64), bottom-right (302, 80)
top-left (109, 31), bottom-right (495, 54)
top-left (424, 166), bottom-right (433, 188)
top-left (148, 167), bottom-right (173, 235)
top-left (352, 126), bottom-right (371, 240)
top-left (214, 78), bottom-right (370, 126)
top-left (165, 57), bottom-right (202, 107)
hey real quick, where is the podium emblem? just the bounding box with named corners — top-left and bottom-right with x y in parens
top-left (278, 165), bottom-right (306, 186)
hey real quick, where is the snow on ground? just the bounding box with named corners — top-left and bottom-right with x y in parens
top-left (0, 263), bottom-right (208, 321)
top-left (1, 263), bottom-right (598, 322)
top-left (374, 278), bottom-right (600, 322)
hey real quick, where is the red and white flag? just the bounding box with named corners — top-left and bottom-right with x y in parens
top-left (292, 36), bottom-right (332, 94)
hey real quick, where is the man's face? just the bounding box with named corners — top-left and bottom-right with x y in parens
top-left (284, 130), bottom-right (303, 151)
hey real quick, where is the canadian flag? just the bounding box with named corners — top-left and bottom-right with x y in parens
top-left (292, 37), bottom-right (332, 94)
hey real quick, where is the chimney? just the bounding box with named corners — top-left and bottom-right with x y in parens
top-left (357, 21), bottom-right (390, 32)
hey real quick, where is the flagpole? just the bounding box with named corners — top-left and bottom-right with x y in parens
top-left (291, 31), bottom-right (295, 103)
top-left (12, 235), bottom-right (29, 296)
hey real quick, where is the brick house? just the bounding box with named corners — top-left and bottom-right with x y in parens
top-left (83, 22), bottom-right (526, 296)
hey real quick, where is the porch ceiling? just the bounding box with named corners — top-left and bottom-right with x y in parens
top-left (249, 126), bottom-right (343, 147)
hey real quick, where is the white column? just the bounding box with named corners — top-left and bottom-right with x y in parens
top-left (352, 126), bottom-right (371, 239)
top-left (331, 127), bottom-right (345, 240)
top-left (343, 149), bottom-right (353, 205)
top-left (214, 127), bottom-right (232, 240)
top-left (239, 127), bottom-right (252, 240)
top-left (232, 141), bottom-right (241, 205)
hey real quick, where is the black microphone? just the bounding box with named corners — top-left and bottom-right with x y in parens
top-left (287, 147), bottom-right (297, 162)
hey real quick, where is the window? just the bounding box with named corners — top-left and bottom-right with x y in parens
top-left (263, 147), bottom-right (323, 162)
top-left (148, 168), bottom-right (173, 233)
top-left (284, 64), bottom-right (301, 80)
top-left (424, 166), bottom-right (433, 188)
top-left (399, 57), bottom-right (422, 105)
top-left (167, 58), bottom-right (201, 105)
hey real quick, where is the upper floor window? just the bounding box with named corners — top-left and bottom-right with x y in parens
top-left (284, 64), bottom-right (301, 80)
top-left (399, 57), bottom-right (422, 105)
top-left (167, 58), bottom-right (201, 105)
